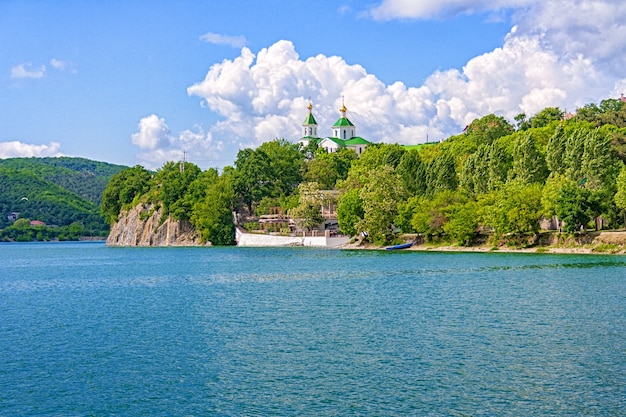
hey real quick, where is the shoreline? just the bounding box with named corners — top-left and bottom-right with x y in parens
top-left (342, 230), bottom-right (626, 255)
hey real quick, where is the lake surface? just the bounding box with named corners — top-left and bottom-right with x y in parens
top-left (1, 242), bottom-right (624, 416)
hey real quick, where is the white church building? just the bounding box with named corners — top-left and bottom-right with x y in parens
top-left (299, 100), bottom-right (371, 155)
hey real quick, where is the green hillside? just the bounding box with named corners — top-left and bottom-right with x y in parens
top-left (0, 157), bottom-right (128, 239)
top-left (0, 157), bottom-right (127, 205)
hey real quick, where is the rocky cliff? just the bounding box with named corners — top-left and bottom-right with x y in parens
top-left (106, 203), bottom-right (207, 246)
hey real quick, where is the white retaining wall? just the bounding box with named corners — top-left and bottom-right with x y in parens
top-left (236, 228), bottom-right (349, 247)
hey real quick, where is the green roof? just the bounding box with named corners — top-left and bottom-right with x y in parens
top-left (322, 137), bottom-right (346, 146)
top-left (332, 117), bottom-right (355, 127)
top-left (302, 113), bottom-right (317, 125)
top-left (344, 137), bottom-right (370, 146)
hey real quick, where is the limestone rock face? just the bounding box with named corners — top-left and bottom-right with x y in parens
top-left (106, 203), bottom-right (207, 246)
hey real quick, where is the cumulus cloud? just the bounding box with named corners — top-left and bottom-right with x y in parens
top-left (131, 114), bottom-right (173, 150)
top-left (0, 141), bottom-right (62, 158)
top-left (131, 114), bottom-right (223, 169)
top-left (11, 63), bottom-right (46, 79)
top-left (186, 40), bottom-right (427, 148)
top-left (199, 32), bottom-right (247, 48)
top-left (180, 0), bottom-right (626, 162)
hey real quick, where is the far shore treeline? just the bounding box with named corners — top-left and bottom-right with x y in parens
top-left (100, 97), bottom-right (626, 247)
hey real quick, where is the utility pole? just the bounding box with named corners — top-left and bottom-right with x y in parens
top-left (180, 150), bottom-right (187, 173)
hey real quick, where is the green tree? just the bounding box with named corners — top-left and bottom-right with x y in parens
top-left (508, 132), bottom-right (548, 184)
top-left (233, 139), bottom-right (304, 213)
top-left (289, 182), bottom-right (325, 231)
top-left (233, 148), bottom-right (272, 213)
top-left (427, 152), bottom-right (458, 195)
top-left (190, 171), bottom-right (236, 245)
top-left (459, 144), bottom-right (490, 195)
top-left (443, 200), bottom-right (478, 245)
top-left (465, 114), bottom-right (514, 146)
top-left (356, 165), bottom-right (405, 243)
top-left (555, 182), bottom-right (591, 233)
top-left (304, 147), bottom-right (356, 189)
top-left (614, 164), bottom-right (626, 227)
top-left (485, 181), bottom-right (543, 238)
top-left (100, 165), bottom-right (152, 224)
top-left (258, 138), bottom-right (305, 196)
top-left (545, 125), bottom-right (568, 175)
top-left (487, 141), bottom-right (512, 191)
top-left (580, 128), bottom-right (620, 192)
top-left (337, 188), bottom-right (364, 236)
top-left (530, 107), bottom-right (564, 128)
top-left (153, 162), bottom-right (201, 219)
top-left (514, 113), bottom-right (531, 131)
top-left (408, 190), bottom-right (465, 239)
top-left (396, 150), bottom-right (427, 196)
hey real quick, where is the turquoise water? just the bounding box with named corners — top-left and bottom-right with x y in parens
top-left (0, 242), bottom-right (624, 416)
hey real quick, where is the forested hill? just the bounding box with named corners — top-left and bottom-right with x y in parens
top-left (0, 157), bottom-right (128, 235)
top-left (0, 157), bottom-right (127, 205)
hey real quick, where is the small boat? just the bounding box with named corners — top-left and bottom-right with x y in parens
top-left (385, 242), bottom-right (413, 250)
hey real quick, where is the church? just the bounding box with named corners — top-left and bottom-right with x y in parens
top-left (299, 100), bottom-right (371, 155)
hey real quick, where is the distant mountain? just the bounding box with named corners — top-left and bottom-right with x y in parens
top-left (0, 157), bottom-right (128, 231)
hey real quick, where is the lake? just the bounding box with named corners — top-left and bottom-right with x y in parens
top-left (1, 242), bottom-right (624, 416)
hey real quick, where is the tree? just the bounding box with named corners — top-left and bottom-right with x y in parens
top-left (408, 190), bottom-right (466, 240)
top-left (487, 141), bottom-right (512, 191)
top-left (615, 164), bottom-right (626, 227)
top-left (459, 144), bottom-right (490, 195)
top-left (555, 182), bottom-right (591, 233)
top-left (337, 188), bottom-right (364, 236)
top-left (443, 200), bottom-right (478, 245)
top-left (233, 139), bottom-right (305, 213)
top-left (304, 147), bottom-right (356, 189)
top-left (530, 107), bottom-right (564, 128)
top-left (508, 132), bottom-right (548, 184)
top-left (233, 148), bottom-right (272, 213)
top-left (289, 182), bottom-right (325, 231)
top-left (100, 165), bottom-right (151, 224)
top-left (580, 128), bottom-right (620, 192)
top-left (427, 152), bottom-right (458, 195)
top-left (545, 125), bottom-right (568, 175)
top-left (396, 150), bottom-right (427, 196)
top-left (514, 113), bottom-right (531, 131)
top-left (485, 181), bottom-right (543, 238)
top-left (356, 165), bottom-right (405, 244)
top-left (465, 114), bottom-right (514, 146)
top-left (190, 171), bottom-right (236, 245)
top-left (153, 161), bottom-right (201, 219)
top-left (258, 138), bottom-right (305, 196)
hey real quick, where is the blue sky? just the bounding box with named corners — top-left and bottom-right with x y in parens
top-left (2, 0), bottom-right (626, 169)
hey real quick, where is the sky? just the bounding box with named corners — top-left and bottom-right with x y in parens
top-left (2, 0), bottom-right (626, 170)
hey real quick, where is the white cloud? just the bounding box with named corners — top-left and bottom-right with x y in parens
top-left (0, 141), bottom-right (62, 158)
top-left (131, 114), bottom-right (173, 150)
top-left (199, 32), bottom-right (247, 48)
top-left (368, 0), bottom-right (533, 20)
top-left (10, 59), bottom-right (75, 80)
top-left (181, 0), bottom-right (626, 163)
top-left (131, 115), bottom-right (223, 169)
top-left (49, 58), bottom-right (67, 70)
top-left (11, 63), bottom-right (46, 79)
